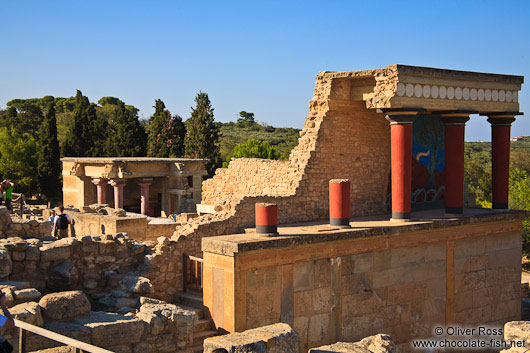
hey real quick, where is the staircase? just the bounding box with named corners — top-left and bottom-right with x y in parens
top-left (177, 291), bottom-right (220, 352)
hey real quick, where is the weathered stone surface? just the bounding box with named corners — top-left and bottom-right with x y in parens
top-left (74, 311), bottom-right (145, 346)
top-left (138, 302), bottom-right (198, 336)
top-left (10, 301), bottom-right (43, 326)
top-left (120, 275), bottom-right (153, 294)
top-left (0, 249), bottom-right (12, 278)
top-left (309, 334), bottom-right (399, 353)
top-left (203, 323), bottom-right (300, 353)
top-left (39, 291), bottom-right (91, 320)
top-left (40, 239), bottom-right (74, 262)
top-left (14, 288), bottom-right (42, 303)
top-left (502, 321), bottom-right (530, 352)
top-left (47, 260), bottom-right (79, 291)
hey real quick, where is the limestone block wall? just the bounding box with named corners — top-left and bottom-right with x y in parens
top-left (202, 217), bottom-right (523, 352)
top-left (0, 232), bottom-right (195, 303)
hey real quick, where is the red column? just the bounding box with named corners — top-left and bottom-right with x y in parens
top-left (255, 203), bottom-right (278, 235)
top-left (329, 179), bottom-right (350, 227)
top-left (92, 178), bottom-right (108, 204)
top-left (137, 178), bottom-right (153, 215)
top-left (441, 113), bottom-right (471, 214)
top-left (385, 113), bottom-right (421, 221)
top-left (486, 115), bottom-right (517, 209)
top-left (110, 179), bottom-right (127, 209)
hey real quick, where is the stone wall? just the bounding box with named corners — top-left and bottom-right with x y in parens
top-left (170, 73), bottom-right (391, 259)
top-left (202, 214), bottom-right (524, 352)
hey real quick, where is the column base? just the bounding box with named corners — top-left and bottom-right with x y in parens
top-left (256, 225), bottom-right (278, 234)
top-left (492, 202), bottom-right (508, 210)
top-left (330, 218), bottom-right (351, 228)
top-left (390, 212), bottom-right (411, 221)
top-left (445, 206), bottom-right (463, 215)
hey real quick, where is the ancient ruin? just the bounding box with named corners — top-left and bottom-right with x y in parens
top-left (62, 157), bottom-right (207, 217)
top-left (1, 64), bottom-right (529, 352)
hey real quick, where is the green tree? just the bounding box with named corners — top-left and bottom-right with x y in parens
top-left (37, 103), bottom-right (61, 202)
top-left (185, 92), bottom-right (221, 175)
top-left (237, 111), bottom-right (255, 124)
top-left (107, 102), bottom-right (147, 157)
top-left (62, 90), bottom-right (96, 157)
top-left (223, 139), bottom-right (280, 167)
top-left (147, 99), bottom-right (186, 157)
top-left (0, 127), bottom-right (38, 195)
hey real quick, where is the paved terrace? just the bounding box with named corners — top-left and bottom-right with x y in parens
top-left (202, 208), bottom-right (529, 256)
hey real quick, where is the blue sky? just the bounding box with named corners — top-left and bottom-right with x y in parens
top-left (1, 0), bottom-right (529, 141)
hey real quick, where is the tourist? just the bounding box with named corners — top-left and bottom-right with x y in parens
top-left (0, 181), bottom-right (3, 207)
top-left (48, 209), bottom-right (56, 235)
top-left (3, 181), bottom-right (13, 214)
top-left (0, 291), bottom-right (14, 353)
top-left (52, 206), bottom-right (72, 239)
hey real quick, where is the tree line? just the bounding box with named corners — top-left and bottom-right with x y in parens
top-left (0, 91), bottom-right (222, 201)
top-left (465, 139), bottom-right (530, 254)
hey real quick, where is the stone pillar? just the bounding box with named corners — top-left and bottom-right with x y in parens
top-left (440, 111), bottom-right (473, 215)
top-left (482, 112), bottom-right (520, 209)
top-left (329, 179), bottom-right (351, 228)
top-left (92, 178), bottom-right (108, 205)
top-left (137, 178), bottom-right (153, 215)
top-left (384, 109), bottom-right (424, 221)
top-left (110, 179), bottom-right (127, 209)
top-left (255, 203), bottom-right (278, 236)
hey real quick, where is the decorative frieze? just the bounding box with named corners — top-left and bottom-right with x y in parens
top-left (396, 82), bottom-right (518, 103)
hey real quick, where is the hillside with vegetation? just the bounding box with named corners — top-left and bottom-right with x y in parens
top-left (465, 137), bottom-right (530, 255)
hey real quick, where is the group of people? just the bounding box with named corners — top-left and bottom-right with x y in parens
top-left (48, 206), bottom-right (73, 238)
top-left (0, 180), bottom-right (14, 214)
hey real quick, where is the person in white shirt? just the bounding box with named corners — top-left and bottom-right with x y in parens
top-left (52, 206), bottom-right (72, 239)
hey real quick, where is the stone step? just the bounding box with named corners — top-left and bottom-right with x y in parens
top-left (177, 291), bottom-right (204, 309)
top-left (178, 304), bottom-right (204, 320)
top-left (193, 330), bottom-right (219, 346)
top-left (194, 318), bottom-right (212, 333)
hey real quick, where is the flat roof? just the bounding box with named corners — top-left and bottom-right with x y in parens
top-left (202, 208), bottom-right (529, 256)
top-left (61, 157), bottom-right (208, 163)
top-left (320, 64), bottom-right (524, 84)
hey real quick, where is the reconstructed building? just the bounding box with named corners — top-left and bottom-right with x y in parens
top-left (164, 65), bottom-right (528, 352)
top-left (62, 157), bottom-right (207, 217)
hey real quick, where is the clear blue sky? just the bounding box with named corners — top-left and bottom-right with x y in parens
top-left (1, 0), bottom-right (529, 141)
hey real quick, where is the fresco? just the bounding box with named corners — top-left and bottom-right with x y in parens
top-left (387, 114), bottom-right (446, 207)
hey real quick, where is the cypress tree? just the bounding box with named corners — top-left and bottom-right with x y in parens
top-left (62, 90), bottom-right (92, 156)
top-left (88, 103), bottom-right (109, 157)
top-left (147, 99), bottom-right (186, 158)
top-left (37, 102), bottom-right (61, 202)
top-left (185, 92), bottom-right (221, 176)
top-left (107, 102), bottom-right (147, 157)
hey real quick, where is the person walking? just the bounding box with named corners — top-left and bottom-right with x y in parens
top-left (0, 181), bottom-right (4, 207)
top-left (3, 181), bottom-right (13, 214)
top-left (52, 206), bottom-right (72, 239)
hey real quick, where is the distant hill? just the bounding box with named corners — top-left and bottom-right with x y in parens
top-left (219, 121), bottom-right (300, 160)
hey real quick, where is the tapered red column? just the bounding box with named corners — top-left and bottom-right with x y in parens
top-left (384, 109), bottom-right (424, 221)
top-left (92, 178), bottom-right (108, 204)
top-left (482, 112), bottom-right (520, 209)
top-left (137, 178), bottom-right (153, 215)
top-left (110, 179), bottom-right (127, 209)
top-left (440, 112), bottom-right (473, 215)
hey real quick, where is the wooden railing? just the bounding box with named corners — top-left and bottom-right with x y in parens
top-left (15, 319), bottom-right (113, 353)
top-left (183, 254), bottom-right (203, 292)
